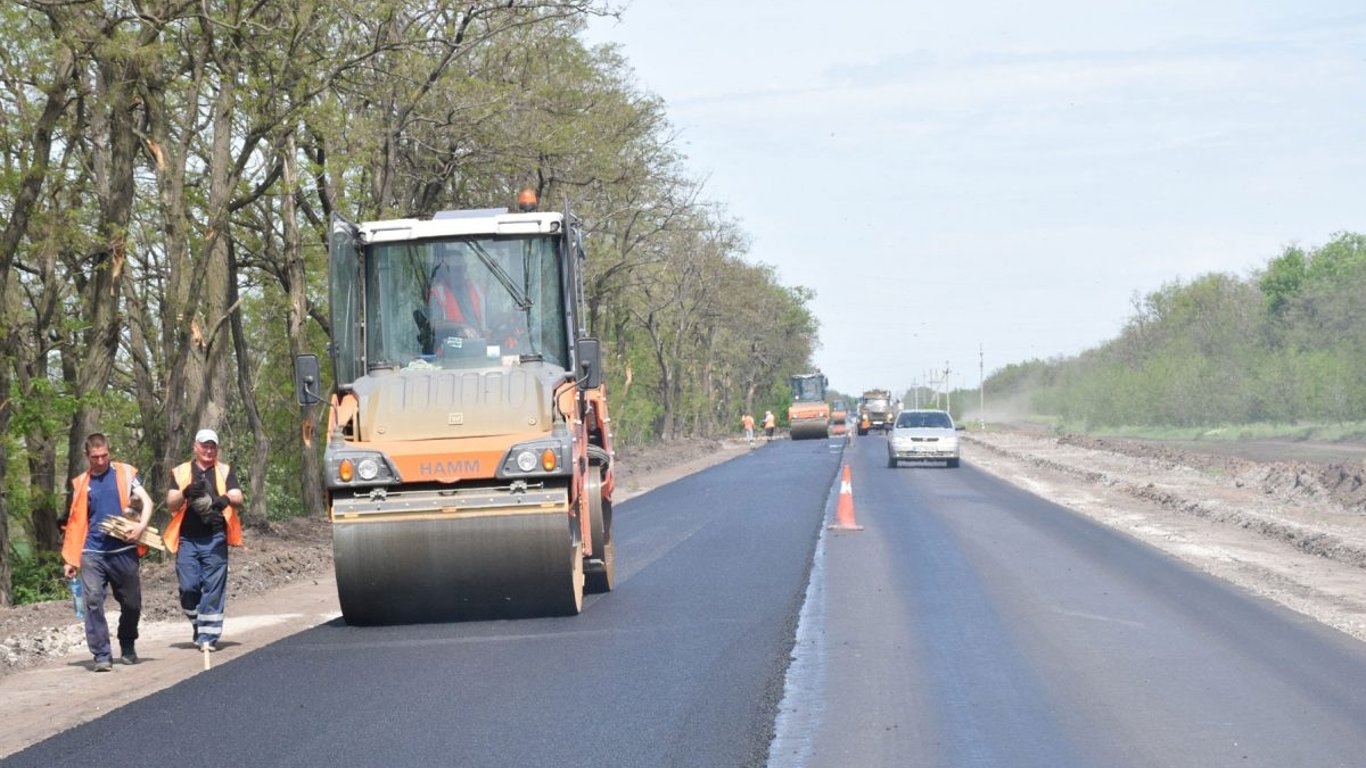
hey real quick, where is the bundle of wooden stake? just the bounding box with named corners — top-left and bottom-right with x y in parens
top-left (97, 515), bottom-right (167, 551)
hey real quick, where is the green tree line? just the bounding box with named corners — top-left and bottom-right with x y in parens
top-left (981, 233), bottom-right (1366, 430)
top-left (0, 0), bottom-right (819, 604)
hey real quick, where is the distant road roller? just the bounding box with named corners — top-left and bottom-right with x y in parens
top-left (787, 372), bottom-right (831, 440)
top-left (829, 400), bottom-right (850, 437)
top-left (295, 190), bottom-right (615, 624)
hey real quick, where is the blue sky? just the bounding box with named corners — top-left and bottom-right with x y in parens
top-left (583, 1), bottom-right (1366, 397)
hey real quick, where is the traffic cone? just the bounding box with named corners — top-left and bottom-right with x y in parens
top-left (830, 463), bottom-right (863, 531)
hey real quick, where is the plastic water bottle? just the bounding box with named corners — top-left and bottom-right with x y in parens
top-left (69, 577), bottom-right (84, 619)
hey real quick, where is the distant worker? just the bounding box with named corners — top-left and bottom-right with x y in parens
top-left (165, 428), bottom-right (244, 653)
top-left (742, 413), bottom-right (755, 445)
top-left (763, 410), bottom-right (776, 442)
top-left (62, 433), bottom-right (155, 671)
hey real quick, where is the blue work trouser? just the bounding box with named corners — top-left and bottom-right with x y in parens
top-left (176, 533), bottom-right (229, 646)
top-left (79, 549), bottom-right (142, 661)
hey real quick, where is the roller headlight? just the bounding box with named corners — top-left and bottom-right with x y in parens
top-left (515, 450), bottom-right (538, 472)
top-left (357, 457), bottom-right (380, 480)
top-left (502, 438), bottom-right (569, 477)
top-left (328, 451), bottom-right (396, 486)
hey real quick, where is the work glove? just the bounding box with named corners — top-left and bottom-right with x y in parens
top-left (191, 494), bottom-right (225, 532)
top-left (184, 467), bottom-right (222, 529)
top-left (189, 492), bottom-right (214, 516)
top-left (185, 466), bottom-right (210, 501)
top-left (212, 495), bottom-right (231, 512)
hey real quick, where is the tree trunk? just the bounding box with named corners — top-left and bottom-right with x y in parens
top-left (144, 28), bottom-right (199, 480)
top-left (227, 239), bottom-right (272, 531)
top-left (0, 55), bottom-right (75, 582)
top-left (196, 75), bottom-right (240, 436)
top-left (644, 310), bottom-right (675, 438)
top-left (0, 347), bottom-right (13, 605)
top-left (282, 134), bottom-right (327, 518)
top-left (25, 437), bottom-right (60, 550)
top-left (65, 54), bottom-right (140, 502)
top-left (122, 274), bottom-right (169, 516)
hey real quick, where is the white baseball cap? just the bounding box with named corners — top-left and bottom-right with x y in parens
top-left (194, 428), bottom-right (219, 445)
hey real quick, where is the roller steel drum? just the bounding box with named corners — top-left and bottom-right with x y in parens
top-left (332, 486), bottom-right (583, 625)
top-left (789, 420), bottom-right (831, 440)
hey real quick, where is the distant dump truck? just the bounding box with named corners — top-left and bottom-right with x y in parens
top-left (787, 372), bottom-right (831, 440)
top-left (857, 389), bottom-right (894, 435)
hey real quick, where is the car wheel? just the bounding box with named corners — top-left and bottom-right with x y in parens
top-left (887, 454), bottom-right (897, 468)
top-left (947, 458), bottom-right (960, 468)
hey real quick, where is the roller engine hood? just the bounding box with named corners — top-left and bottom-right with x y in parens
top-left (349, 366), bottom-right (558, 443)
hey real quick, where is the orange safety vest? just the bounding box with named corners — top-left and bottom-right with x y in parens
top-left (431, 281), bottom-right (483, 325)
top-left (62, 462), bottom-right (146, 567)
top-left (164, 461), bottom-right (243, 553)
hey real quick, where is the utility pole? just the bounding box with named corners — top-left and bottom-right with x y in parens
top-left (978, 344), bottom-right (985, 430)
top-left (944, 360), bottom-right (952, 414)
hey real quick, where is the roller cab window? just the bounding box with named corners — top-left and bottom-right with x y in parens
top-left (364, 236), bottom-right (568, 371)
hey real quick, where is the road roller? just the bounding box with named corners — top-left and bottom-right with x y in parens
top-left (828, 400), bottom-right (850, 437)
top-left (787, 371), bottom-right (831, 440)
top-left (295, 190), bottom-right (615, 624)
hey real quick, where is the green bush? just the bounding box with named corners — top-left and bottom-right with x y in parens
top-left (9, 548), bottom-right (68, 606)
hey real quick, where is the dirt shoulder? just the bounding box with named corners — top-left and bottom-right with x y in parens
top-left (4, 429), bottom-right (1366, 756)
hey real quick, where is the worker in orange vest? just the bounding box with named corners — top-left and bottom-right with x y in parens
top-left (62, 433), bottom-right (155, 671)
top-left (164, 428), bottom-right (244, 653)
top-left (431, 259), bottom-right (484, 330)
top-left (742, 413), bottom-right (756, 444)
top-left (763, 410), bottom-right (777, 441)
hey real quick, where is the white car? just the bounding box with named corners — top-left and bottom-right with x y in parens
top-left (887, 409), bottom-right (962, 468)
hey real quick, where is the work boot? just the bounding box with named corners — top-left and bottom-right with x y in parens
top-left (198, 641), bottom-right (217, 653)
top-left (119, 645), bottom-right (138, 665)
top-left (93, 658), bottom-right (113, 672)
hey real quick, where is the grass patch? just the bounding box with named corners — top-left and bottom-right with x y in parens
top-left (1080, 421), bottom-right (1366, 443)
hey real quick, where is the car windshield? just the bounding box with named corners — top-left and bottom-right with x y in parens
top-left (896, 411), bottom-right (953, 429)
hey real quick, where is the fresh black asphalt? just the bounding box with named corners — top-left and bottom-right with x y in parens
top-left (4, 438), bottom-right (841, 768)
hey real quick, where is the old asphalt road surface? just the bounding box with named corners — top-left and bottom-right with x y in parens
top-left (4, 437), bottom-right (842, 768)
top-left (772, 432), bottom-right (1366, 767)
